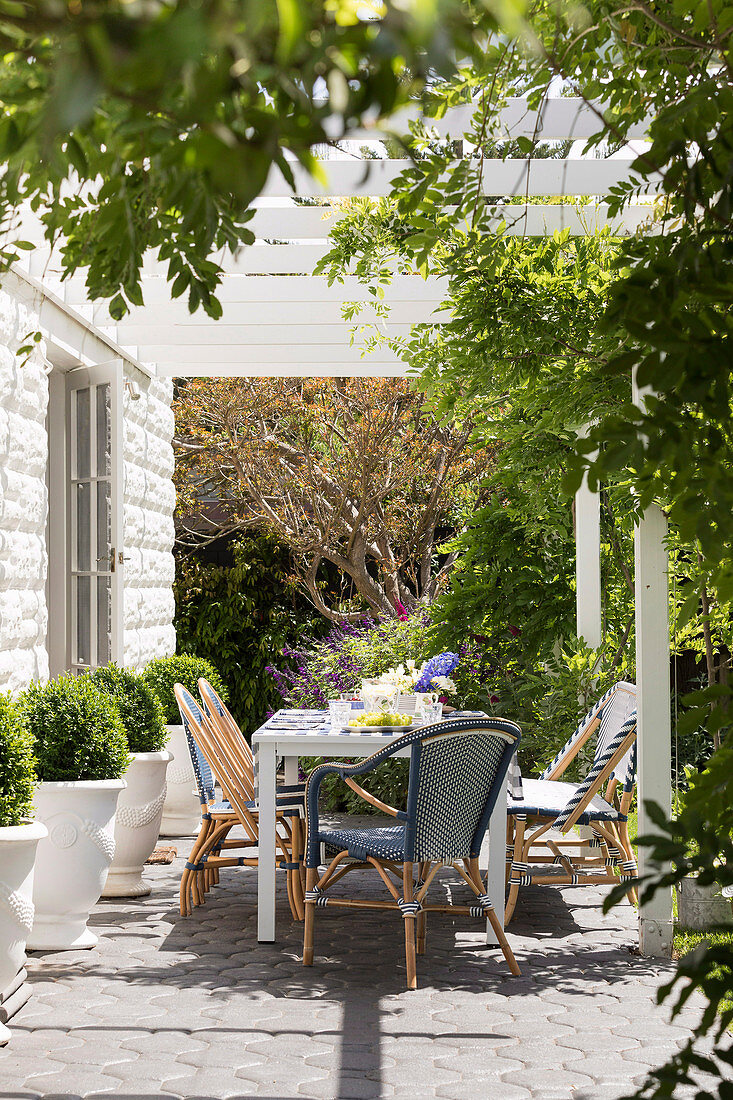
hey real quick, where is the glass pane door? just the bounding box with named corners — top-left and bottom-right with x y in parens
top-left (68, 366), bottom-right (122, 672)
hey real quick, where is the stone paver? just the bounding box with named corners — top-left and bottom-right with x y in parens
top-left (0, 819), bottom-right (725, 1099)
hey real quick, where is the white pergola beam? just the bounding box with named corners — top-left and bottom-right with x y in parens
top-left (261, 159), bottom-right (659, 199)
top-left (323, 96), bottom-right (651, 141)
top-left (137, 342), bottom-right (405, 366)
top-left (575, 478), bottom-right (602, 648)
top-left (61, 273), bottom-right (450, 308)
top-left (243, 203), bottom-right (653, 241)
top-left (633, 370), bottom-right (673, 957)
top-left (154, 361), bottom-right (410, 378)
top-left (104, 322), bottom-right (416, 345)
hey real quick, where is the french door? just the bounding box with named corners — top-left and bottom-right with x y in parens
top-left (67, 364), bottom-right (123, 673)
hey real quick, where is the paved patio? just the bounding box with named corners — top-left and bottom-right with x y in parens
top-left (0, 822), bottom-right (715, 1100)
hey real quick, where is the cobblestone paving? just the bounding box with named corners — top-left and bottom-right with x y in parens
top-left (0, 823), bottom-right (717, 1100)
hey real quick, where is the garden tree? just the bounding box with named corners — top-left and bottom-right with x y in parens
top-left (174, 377), bottom-right (489, 620)
top-left (0, 0), bottom-right (513, 319)
top-left (319, 211), bottom-right (638, 669)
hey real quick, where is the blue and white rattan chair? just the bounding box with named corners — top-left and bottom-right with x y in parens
top-left (198, 676), bottom-right (306, 912)
top-left (302, 717), bottom-right (522, 990)
top-left (505, 681), bottom-right (638, 923)
top-left (174, 684), bottom-right (305, 921)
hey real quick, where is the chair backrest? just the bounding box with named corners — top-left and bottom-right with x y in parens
top-left (593, 682), bottom-right (637, 791)
top-left (198, 678), bottom-right (256, 801)
top-left (174, 683), bottom-right (260, 838)
top-left (540, 680), bottom-right (637, 782)
top-left (174, 684), bottom-right (217, 807)
top-left (405, 718), bottom-right (521, 863)
top-left (554, 707), bottom-right (638, 832)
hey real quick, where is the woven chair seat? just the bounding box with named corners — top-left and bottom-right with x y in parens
top-left (318, 825), bottom-right (406, 862)
top-left (507, 778), bottom-right (624, 824)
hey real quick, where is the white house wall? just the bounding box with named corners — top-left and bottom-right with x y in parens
top-left (0, 285), bottom-right (50, 693)
top-left (0, 277), bottom-right (177, 691)
top-left (122, 368), bottom-right (176, 668)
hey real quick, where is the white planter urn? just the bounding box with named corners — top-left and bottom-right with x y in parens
top-left (102, 751), bottom-right (172, 898)
top-left (28, 779), bottom-right (125, 951)
top-left (0, 821), bottom-right (47, 1045)
top-left (159, 724), bottom-right (201, 837)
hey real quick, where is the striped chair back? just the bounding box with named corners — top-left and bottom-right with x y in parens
top-left (593, 682), bottom-right (637, 792)
top-left (540, 680), bottom-right (637, 782)
top-left (198, 678), bottom-right (256, 802)
top-left (554, 708), bottom-right (638, 831)
top-left (174, 685), bottom-right (217, 808)
top-left (174, 683), bottom-right (260, 838)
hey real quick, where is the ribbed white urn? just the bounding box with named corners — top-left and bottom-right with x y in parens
top-left (0, 821), bottom-right (47, 1044)
top-left (102, 751), bottom-right (172, 897)
top-left (159, 725), bottom-right (201, 837)
top-left (28, 780), bottom-right (125, 951)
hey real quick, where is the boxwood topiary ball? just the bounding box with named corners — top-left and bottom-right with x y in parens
top-left (143, 655), bottom-right (228, 725)
top-left (0, 693), bottom-right (36, 827)
top-left (91, 664), bottom-right (167, 754)
top-left (22, 675), bottom-right (129, 783)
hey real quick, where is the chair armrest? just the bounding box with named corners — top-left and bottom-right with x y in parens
top-left (304, 739), bottom-right (416, 866)
top-left (343, 778), bottom-right (401, 817)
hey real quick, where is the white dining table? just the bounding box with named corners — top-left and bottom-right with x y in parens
top-left (251, 709), bottom-right (509, 944)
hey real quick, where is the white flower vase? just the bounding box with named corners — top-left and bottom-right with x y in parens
top-left (0, 821), bottom-right (47, 1045)
top-left (28, 780), bottom-right (125, 952)
top-left (159, 725), bottom-right (201, 837)
top-left (102, 751), bottom-right (172, 897)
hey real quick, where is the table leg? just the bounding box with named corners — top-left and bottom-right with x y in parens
top-left (257, 743), bottom-right (277, 943)
top-left (486, 797), bottom-right (506, 946)
top-left (284, 756), bottom-right (299, 785)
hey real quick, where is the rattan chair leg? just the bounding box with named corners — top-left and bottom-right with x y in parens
top-left (416, 910), bottom-right (426, 955)
top-left (403, 862), bottom-right (417, 990)
top-left (303, 867), bottom-right (317, 966)
top-left (181, 820), bottom-right (209, 915)
top-left (504, 816), bottom-right (525, 924)
top-left (486, 906), bottom-right (521, 976)
top-left (289, 818), bottom-right (305, 921)
top-left (615, 819), bottom-right (639, 905)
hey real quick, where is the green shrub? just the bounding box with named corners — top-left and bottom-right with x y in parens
top-left (22, 675), bottom-right (129, 782)
top-left (173, 534), bottom-right (327, 729)
top-left (91, 664), bottom-right (167, 754)
top-left (0, 693), bottom-right (36, 826)
top-left (143, 654), bottom-right (228, 725)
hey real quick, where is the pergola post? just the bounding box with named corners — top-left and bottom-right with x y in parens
top-left (633, 380), bottom-right (673, 958)
top-left (575, 476), bottom-right (602, 648)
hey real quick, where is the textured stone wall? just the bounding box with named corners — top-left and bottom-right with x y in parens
top-left (0, 286), bottom-right (50, 693)
top-left (0, 280), bottom-right (177, 691)
top-left (122, 369), bottom-right (176, 668)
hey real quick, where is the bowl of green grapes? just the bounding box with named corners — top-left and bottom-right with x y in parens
top-left (348, 712), bottom-right (413, 728)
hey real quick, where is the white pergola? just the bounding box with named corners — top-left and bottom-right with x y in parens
top-left (19, 94), bottom-right (672, 955)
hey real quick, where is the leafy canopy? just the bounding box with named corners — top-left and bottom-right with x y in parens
top-left (0, 0), bottom-right (516, 319)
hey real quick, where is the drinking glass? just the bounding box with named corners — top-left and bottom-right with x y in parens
top-left (328, 699), bottom-right (353, 729)
top-left (418, 695), bottom-right (442, 725)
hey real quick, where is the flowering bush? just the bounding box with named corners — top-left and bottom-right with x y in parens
top-left (267, 611), bottom-right (488, 711)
